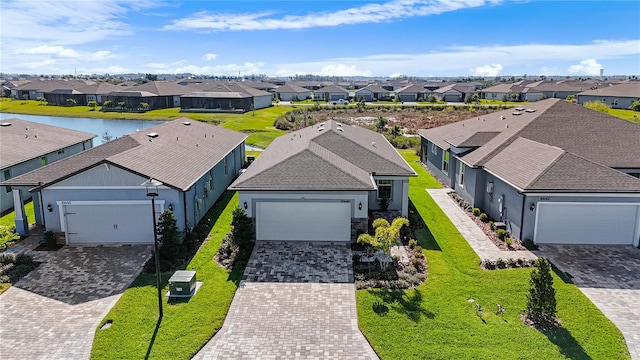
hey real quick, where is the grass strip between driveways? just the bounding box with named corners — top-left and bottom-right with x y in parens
top-left (356, 150), bottom-right (630, 359)
top-left (91, 192), bottom-right (241, 360)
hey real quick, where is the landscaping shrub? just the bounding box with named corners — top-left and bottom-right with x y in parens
top-left (496, 229), bottom-right (508, 241)
top-left (43, 231), bottom-right (56, 249)
top-left (157, 210), bottom-right (179, 257)
top-left (495, 258), bottom-right (506, 269)
top-left (412, 257), bottom-right (423, 271)
top-left (413, 245), bottom-right (424, 259)
top-left (478, 213), bottom-right (489, 223)
top-left (526, 258), bottom-right (558, 327)
top-left (505, 237), bottom-right (513, 248)
top-left (408, 239), bottom-right (417, 250)
top-left (472, 208), bottom-right (481, 216)
top-left (0, 252), bottom-right (37, 284)
top-left (488, 221), bottom-right (495, 230)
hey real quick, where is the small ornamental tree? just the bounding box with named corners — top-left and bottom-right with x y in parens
top-left (375, 116), bottom-right (388, 133)
top-left (526, 257), bottom-right (557, 326)
top-left (88, 100), bottom-right (98, 110)
top-left (230, 207), bottom-right (253, 249)
top-left (630, 99), bottom-right (640, 112)
top-left (357, 217), bottom-right (409, 256)
top-left (157, 210), bottom-right (179, 257)
top-left (66, 98), bottom-right (76, 106)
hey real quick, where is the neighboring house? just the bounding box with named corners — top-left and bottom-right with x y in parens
top-left (181, 82), bottom-right (272, 112)
top-left (14, 79), bottom-right (94, 101)
top-left (0, 119), bottom-right (95, 226)
top-left (433, 84), bottom-right (473, 102)
top-left (354, 84), bottom-right (391, 101)
top-left (273, 84), bottom-right (312, 101)
top-left (530, 80), bottom-right (593, 100)
top-left (77, 83), bottom-right (123, 104)
top-left (395, 84), bottom-right (431, 102)
top-left (576, 83), bottom-right (640, 109)
top-left (418, 99), bottom-right (640, 246)
top-left (103, 81), bottom-right (193, 109)
top-left (229, 120), bottom-right (416, 242)
top-left (314, 84), bottom-right (349, 101)
top-left (480, 80), bottom-right (534, 101)
top-left (2, 119), bottom-right (247, 243)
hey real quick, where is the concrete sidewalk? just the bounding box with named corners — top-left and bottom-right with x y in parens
top-left (427, 188), bottom-right (537, 262)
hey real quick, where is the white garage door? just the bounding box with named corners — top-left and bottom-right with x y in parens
top-left (64, 202), bottom-right (158, 245)
top-left (535, 202), bottom-right (640, 245)
top-left (256, 201), bottom-right (351, 241)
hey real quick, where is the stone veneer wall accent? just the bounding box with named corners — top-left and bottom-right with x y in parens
top-left (351, 218), bottom-right (368, 242)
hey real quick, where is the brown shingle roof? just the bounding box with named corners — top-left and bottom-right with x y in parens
top-left (0, 118), bottom-right (96, 169)
top-left (275, 84), bottom-right (310, 93)
top-left (124, 81), bottom-right (194, 96)
top-left (316, 84), bottom-right (349, 93)
top-left (2, 119), bottom-right (247, 191)
top-left (577, 83), bottom-right (640, 98)
top-left (230, 120), bottom-right (415, 191)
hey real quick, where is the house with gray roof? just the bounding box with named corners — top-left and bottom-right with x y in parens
top-left (418, 99), bottom-right (640, 246)
top-left (102, 81), bottom-right (194, 110)
top-left (313, 84), bottom-right (349, 101)
top-left (576, 83), bottom-right (640, 109)
top-left (0, 119), bottom-right (95, 227)
top-left (273, 84), bottom-right (311, 101)
top-left (2, 119), bottom-right (246, 243)
top-left (180, 82), bottom-right (273, 112)
top-left (230, 120), bottom-right (416, 242)
top-left (354, 84), bottom-right (391, 102)
top-left (395, 84), bottom-right (431, 102)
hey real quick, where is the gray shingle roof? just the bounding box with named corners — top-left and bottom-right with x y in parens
top-left (2, 119), bottom-right (247, 192)
top-left (230, 120), bottom-right (416, 191)
top-left (123, 81), bottom-right (194, 96)
top-left (274, 84), bottom-right (310, 93)
top-left (577, 83), bottom-right (640, 98)
top-left (1, 118), bottom-right (96, 169)
top-left (419, 98), bottom-right (640, 193)
top-left (316, 84), bottom-right (349, 93)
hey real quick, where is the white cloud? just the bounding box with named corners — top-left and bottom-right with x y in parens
top-left (15, 45), bottom-right (79, 58)
top-left (318, 64), bottom-right (371, 77)
top-left (388, 73), bottom-right (404, 78)
top-left (77, 65), bottom-right (130, 74)
top-left (165, 0), bottom-right (502, 31)
top-left (142, 61), bottom-right (264, 75)
top-left (268, 40), bottom-right (640, 76)
top-left (202, 53), bottom-right (218, 61)
top-left (88, 51), bottom-right (118, 61)
top-left (469, 63), bottom-right (503, 76)
top-left (23, 59), bottom-right (57, 69)
top-left (567, 58), bottom-right (603, 76)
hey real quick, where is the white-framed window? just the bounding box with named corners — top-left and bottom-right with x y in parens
top-left (224, 157), bottom-right (228, 175)
top-left (431, 142), bottom-right (438, 154)
top-left (442, 151), bottom-right (450, 174)
top-left (377, 179), bottom-right (392, 199)
top-left (459, 163), bottom-right (466, 187)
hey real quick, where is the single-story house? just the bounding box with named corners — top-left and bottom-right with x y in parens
top-left (273, 84), bottom-right (312, 101)
top-left (433, 84), bottom-right (472, 102)
top-left (180, 82), bottom-right (272, 112)
top-left (480, 81), bottom-right (534, 101)
top-left (395, 84), bottom-right (431, 102)
top-left (2, 119), bottom-right (247, 243)
top-left (229, 120), bottom-right (416, 242)
top-left (418, 99), bottom-right (640, 246)
top-left (0, 119), bottom-right (95, 223)
top-left (103, 81), bottom-right (193, 109)
top-left (314, 84), bottom-right (349, 101)
top-left (354, 84), bottom-right (391, 101)
top-left (577, 83), bottom-right (640, 109)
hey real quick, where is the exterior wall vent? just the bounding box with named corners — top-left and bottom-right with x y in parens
top-left (0, 123), bottom-right (11, 127)
top-left (147, 132), bottom-right (159, 138)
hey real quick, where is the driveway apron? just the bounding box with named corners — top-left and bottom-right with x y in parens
top-left (194, 241), bottom-right (378, 359)
top-left (537, 245), bottom-right (640, 360)
top-left (0, 244), bottom-right (152, 360)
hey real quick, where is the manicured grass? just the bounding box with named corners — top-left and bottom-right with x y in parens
top-left (609, 109), bottom-right (640, 123)
top-left (0, 99), bottom-right (291, 148)
top-left (357, 152), bottom-right (630, 359)
top-left (91, 192), bottom-right (243, 360)
top-left (480, 99), bottom-right (528, 105)
top-left (0, 201), bottom-right (35, 228)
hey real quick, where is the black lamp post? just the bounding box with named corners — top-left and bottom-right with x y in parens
top-left (142, 178), bottom-right (163, 318)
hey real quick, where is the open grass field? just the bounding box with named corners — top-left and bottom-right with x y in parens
top-left (91, 192), bottom-right (243, 360)
top-left (356, 150), bottom-right (630, 359)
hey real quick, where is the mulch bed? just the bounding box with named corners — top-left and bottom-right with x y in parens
top-left (352, 243), bottom-right (427, 290)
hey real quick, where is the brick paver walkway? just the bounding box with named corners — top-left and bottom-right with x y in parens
top-left (0, 244), bottom-right (151, 360)
top-left (427, 188), bottom-right (537, 261)
top-left (193, 241), bottom-right (378, 359)
top-left (537, 245), bottom-right (640, 360)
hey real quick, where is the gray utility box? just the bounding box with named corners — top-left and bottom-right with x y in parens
top-left (168, 270), bottom-right (196, 297)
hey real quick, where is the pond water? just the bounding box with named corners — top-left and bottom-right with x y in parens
top-left (0, 112), bottom-right (263, 150)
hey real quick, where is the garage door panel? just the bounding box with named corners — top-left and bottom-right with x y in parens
top-left (65, 203), bottom-right (155, 245)
top-left (536, 203), bottom-right (639, 245)
top-left (256, 201), bottom-right (350, 241)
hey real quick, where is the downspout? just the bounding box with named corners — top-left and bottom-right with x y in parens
top-left (519, 193), bottom-right (526, 240)
top-left (183, 191), bottom-right (188, 232)
top-left (38, 191), bottom-right (46, 227)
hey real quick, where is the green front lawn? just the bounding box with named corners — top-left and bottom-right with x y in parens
top-left (91, 192), bottom-right (243, 360)
top-left (0, 99), bottom-right (291, 148)
top-left (357, 150), bottom-right (630, 359)
top-left (609, 109), bottom-right (640, 124)
top-left (0, 201), bottom-right (35, 228)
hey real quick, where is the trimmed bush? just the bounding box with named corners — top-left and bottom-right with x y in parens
top-left (505, 237), bottom-right (513, 248)
top-left (527, 258), bottom-right (557, 326)
top-left (472, 208), bottom-right (481, 216)
top-left (479, 213), bottom-right (489, 223)
top-left (496, 229), bottom-right (508, 241)
top-left (408, 239), bottom-right (417, 250)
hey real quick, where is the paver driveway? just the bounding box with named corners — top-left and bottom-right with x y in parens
top-left (0, 244), bottom-right (152, 360)
top-left (537, 245), bottom-right (640, 360)
top-left (194, 241), bottom-right (378, 360)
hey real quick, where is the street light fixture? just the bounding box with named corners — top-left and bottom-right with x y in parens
top-left (142, 178), bottom-right (164, 318)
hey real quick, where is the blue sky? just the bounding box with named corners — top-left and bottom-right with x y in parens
top-left (1, 0), bottom-right (639, 77)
